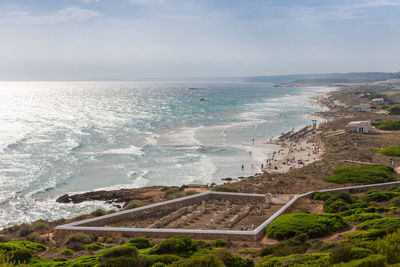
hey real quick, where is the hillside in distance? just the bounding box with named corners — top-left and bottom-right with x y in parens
top-left (244, 72), bottom-right (400, 84)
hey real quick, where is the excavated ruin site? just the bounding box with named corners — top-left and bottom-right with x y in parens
top-left (106, 198), bottom-right (284, 231)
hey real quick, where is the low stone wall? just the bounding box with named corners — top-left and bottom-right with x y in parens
top-left (56, 181), bottom-right (400, 242)
top-left (75, 192), bottom-right (265, 227)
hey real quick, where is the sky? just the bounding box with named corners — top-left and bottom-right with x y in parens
top-left (0, 0), bottom-right (399, 80)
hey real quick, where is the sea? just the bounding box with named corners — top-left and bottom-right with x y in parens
top-left (0, 81), bottom-right (330, 228)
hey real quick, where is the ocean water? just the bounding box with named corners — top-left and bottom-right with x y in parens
top-left (0, 81), bottom-right (330, 228)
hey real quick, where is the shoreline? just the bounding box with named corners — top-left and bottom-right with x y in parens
top-left (56, 86), bottom-right (336, 206)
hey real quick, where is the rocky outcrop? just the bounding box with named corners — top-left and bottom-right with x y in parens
top-left (56, 186), bottom-right (163, 204)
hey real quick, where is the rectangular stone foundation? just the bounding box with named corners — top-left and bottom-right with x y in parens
top-left (56, 181), bottom-right (400, 242)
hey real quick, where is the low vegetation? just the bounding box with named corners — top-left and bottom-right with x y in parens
top-left (257, 187), bottom-right (400, 266)
top-left (2, 185), bottom-right (400, 266)
top-left (376, 147), bottom-right (400, 157)
top-left (161, 186), bottom-right (200, 200)
top-left (323, 165), bottom-right (396, 184)
top-left (265, 213), bottom-right (348, 239)
top-left (375, 120), bottom-right (400, 130)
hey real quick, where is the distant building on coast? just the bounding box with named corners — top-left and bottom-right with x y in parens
top-left (371, 98), bottom-right (384, 104)
top-left (353, 103), bottom-right (371, 112)
top-left (346, 120), bottom-right (371, 133)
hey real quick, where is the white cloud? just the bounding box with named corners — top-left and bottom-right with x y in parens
top-left (289, 0), bottom-right (400, 24)
top-left (129, 0), bottom-right (165, 5)
top-left (2, 7), bottom-right (101, 25)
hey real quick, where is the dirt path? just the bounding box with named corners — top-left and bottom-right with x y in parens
top-left (321, 226), bottom-right (357, 242)
top-left (259, 237), bottom-right (279, 245)
top-left (312, 204), bottom-right (324, 214)
top-left (38, 232), bottom-right (56, 257)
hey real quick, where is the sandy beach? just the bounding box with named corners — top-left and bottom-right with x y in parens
top-left (263, 125), bottom-right (323, 174)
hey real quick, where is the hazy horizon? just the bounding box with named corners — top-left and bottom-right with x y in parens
top-left (1, 0), bottom-right (400, 80)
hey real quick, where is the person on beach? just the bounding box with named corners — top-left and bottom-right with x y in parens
top-left (242, 164), bottom-right (244, 171)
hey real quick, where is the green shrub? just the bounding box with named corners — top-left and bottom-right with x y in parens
top-left (91, 209), bottom-right (107, 217)
top-left (211, 185), bottom-right (239, 193)
top-left (69, 255), bottom-right (99, 267)
top-left (0, 249), bottom-right (12, 265)
top-left (98, 256), bottom-right (147, 267)
top-left (349, 202), bottom-right (369, 209)
top-left (329, 246), bottom-right (373, 264)
top-left (238, 249), bottom-right (254, 254)
top-left (152, 263), bottom-right (167, 267)
top-left (146, 254), bottom-right (182, 265)
top-left (9, 248), bottom-right (32, 263)
top-left (258, 253), bottom-right (330, 267)
top-left (338, 207), bottom-right (386, 217)
top-left (84, 242), bottom-right (105, 251)
top-left (211, 239), bottom-right (232, 247)
top-left (265, 213), bottom-right (348, 240)
top-left (170, 254), bottom-right (225, 267)
top-left (312, 192), bottom-right (334, 201)
top-left (32, 220), bottom-right (49, 231)
top-left (0, 241), bottom-right (46, 253)
top-left (319, 242), bottom-right (340, 252)
top-left (376, 147), bottom-right (400, 157)
top-left (324, 165), bottom-right (396, 184)
top-left (59, 248), bottom-right (74, 256)
top-left (259, 234), bottom-right (309, 257)
top-left (377, 229), bottom-right (400, 264)
top-left (100, 246), bottom-right (139, 260)
top-left (335, 254), bottom-right (386, 267)
top-left (161, 188), bottom-right (199, 200)
top-left (357, 217), bottom-right (400, 230)
top-left (361, 190), bottom-right (398, 202)
top-left (65, 233), bottom-right (94, 251)
top-left (26, 233), bottom-right (45, 244)
top-left (127, 237), bottom-right (152, 249)
top-left (344, 226), bottom-right (399, 242)
top-left (163, 187), bottom-right (184, 199)
top-left (343, 213), bottom-right (382, 223)
top-left (123, 200), bottom-right (148, 210)
top-left (149, 236), bottom-right (198, 257)
top-left (193, 240), bottom-right (211, 247)
top-left (211, 249), bottom-right (254, 267)
top-left (324, 198), bottom-right (350, 213)
top-left (53, 257), bottom-right (68, 262)
top-left (389, 196), bottom-right (400, 207)
top-left (376, 120), bottom-right (400, 130)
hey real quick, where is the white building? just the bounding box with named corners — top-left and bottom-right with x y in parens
top-left (354, 103), bottom-right (371, 112)
top-left (346, 121), bottom-right (371, 133)
top-left (371, 98), bottom-right (384, 104)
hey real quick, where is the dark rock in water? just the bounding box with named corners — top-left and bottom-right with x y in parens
top-left (57, 194), bottom-right (72, 203)
top-left (199, 98), bottom-right (206, 101)
top-left (55, 186), bottom-right (163, 204)
top-left (222, 177), bottom-right (233, 181)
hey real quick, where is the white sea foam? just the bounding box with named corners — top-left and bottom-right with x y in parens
top-left (80, 145), bottom-right (145, 156)
top-left (145, 132), bottom-right (159, 146)
top-left (158, 126), bottom-right (203, 147)
top-left (0, 81), bottom-right (333, 229)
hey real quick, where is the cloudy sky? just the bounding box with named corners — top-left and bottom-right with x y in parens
top-left (0, 0), bottom-right (399, 80)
